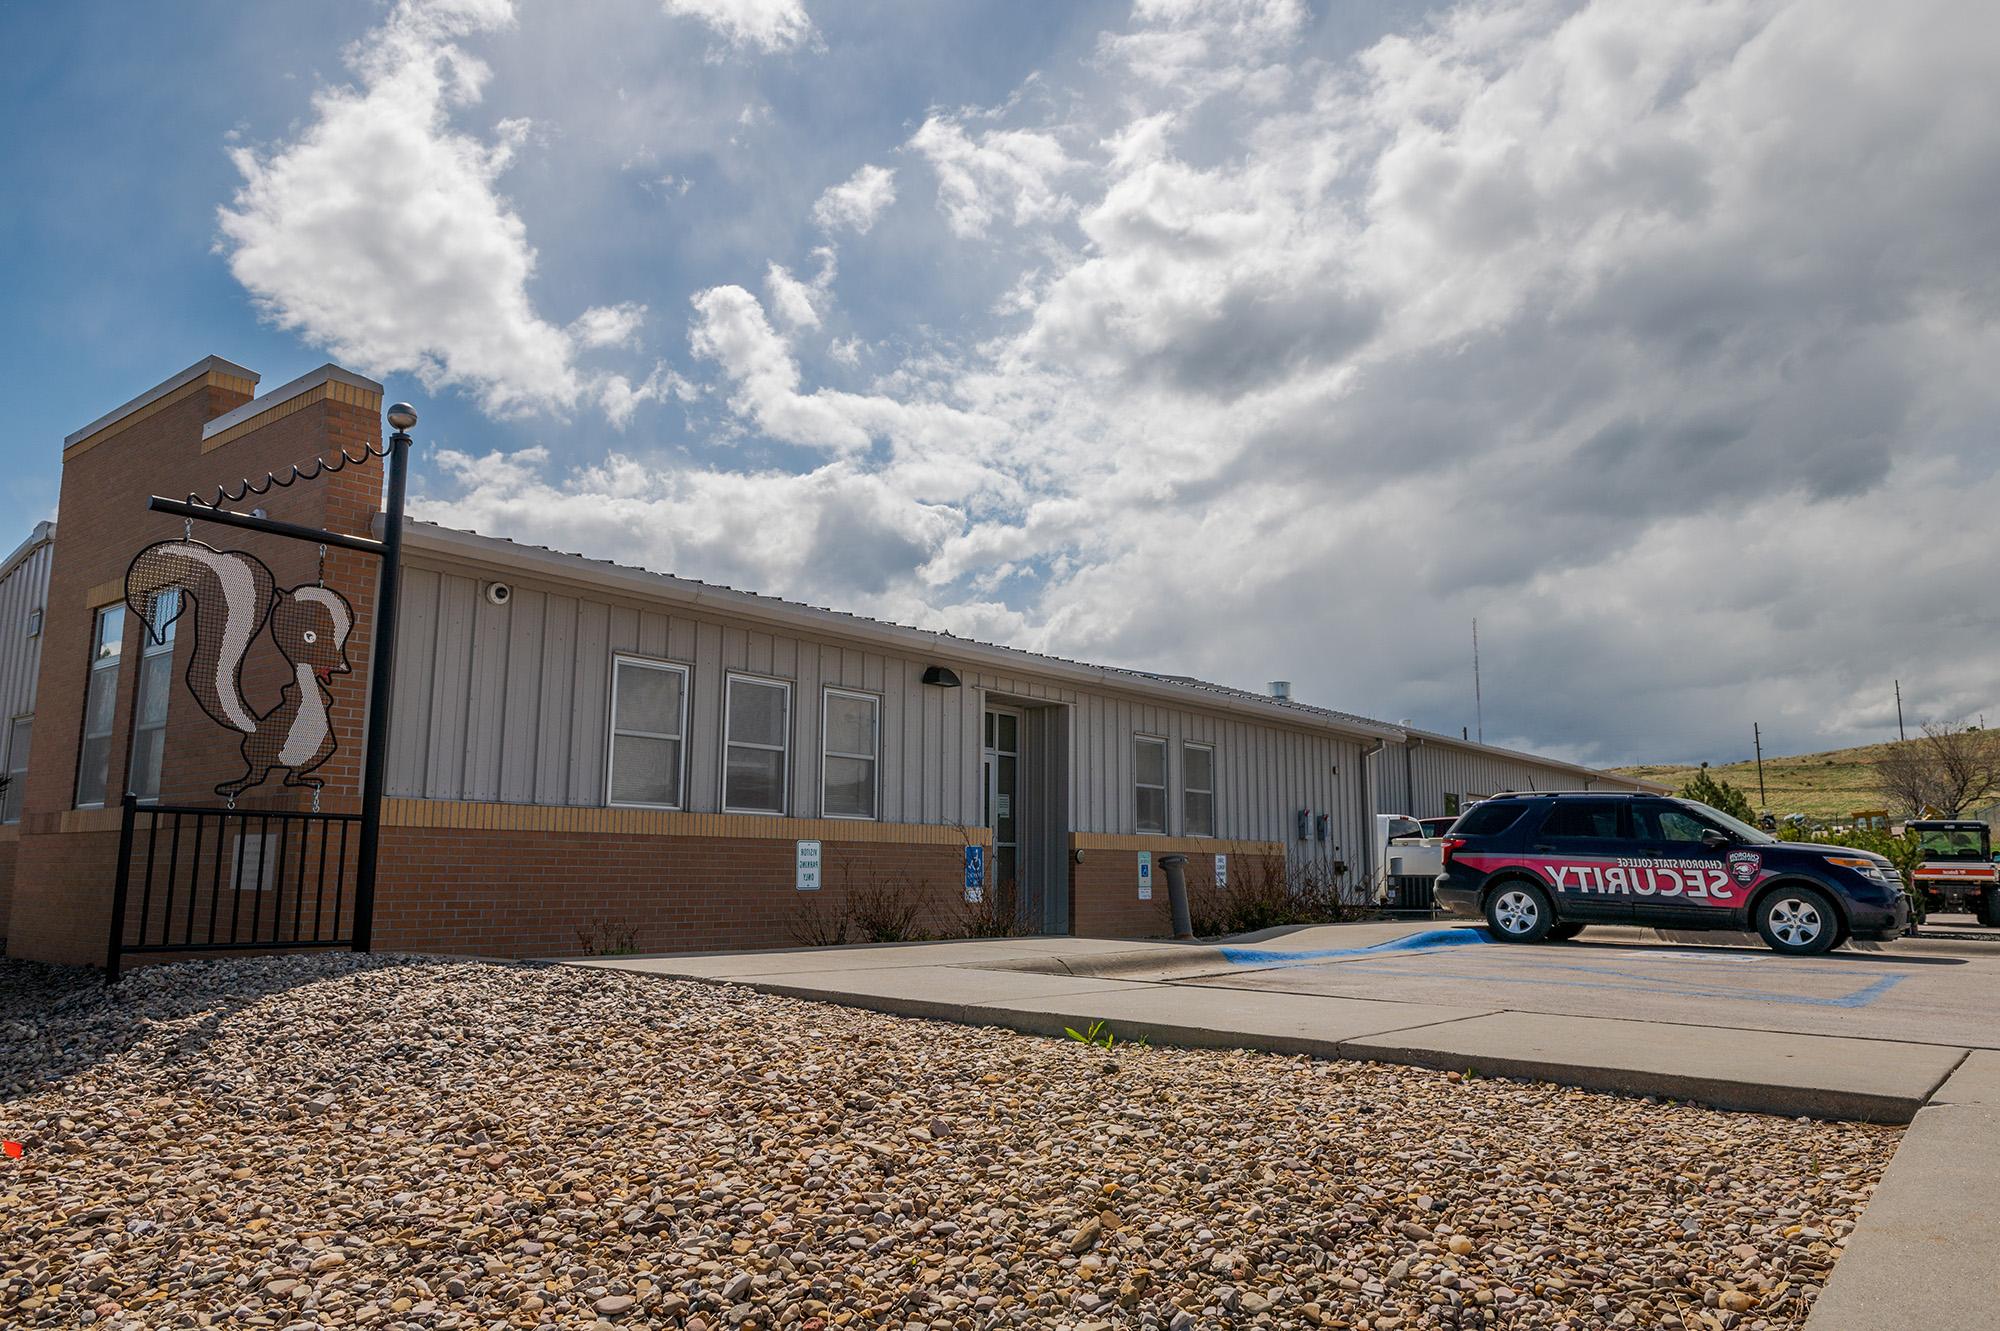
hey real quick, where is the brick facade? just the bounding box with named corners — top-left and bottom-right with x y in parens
top-left (1069, 834), bottom-right (1286, 937)
top-left (375, 824), bottom-right (982, 958)
top-left (8, 362), bottom-right (384, 966)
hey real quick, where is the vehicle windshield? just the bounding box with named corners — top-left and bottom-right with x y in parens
top-left (1916, 826), bottom-right (1989, 860)
top-left (1675, 798), bottom-right (1778, 845)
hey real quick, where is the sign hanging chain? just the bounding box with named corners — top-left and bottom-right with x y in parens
top-left (317, 543), bottom-right (326, 588)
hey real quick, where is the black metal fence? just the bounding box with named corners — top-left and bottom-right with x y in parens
top-left (106, 795), bottom-right (364, 981)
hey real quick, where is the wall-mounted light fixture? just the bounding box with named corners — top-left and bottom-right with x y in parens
top-left (921, 665), bottom-right (962, 687)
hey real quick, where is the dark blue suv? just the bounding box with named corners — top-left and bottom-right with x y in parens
top-left (1433, 792), bottom-right (1908, 954)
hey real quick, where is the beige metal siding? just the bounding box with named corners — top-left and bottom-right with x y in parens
top-left (0, 533), bottom-right (53, 801)
top-left (389, 562), bottom-right (991, 820)
top-left (1377, 739), bottom-right (1652, 820)
top-left (0, 536), bottom-right (51, 726)
top-left (388, 558), bottom-right (1378, 884)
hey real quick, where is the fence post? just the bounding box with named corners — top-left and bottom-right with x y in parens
top-left (106, 794), bottom-right (138, 983)
top-left (350, 405), bottom-right (413, 954)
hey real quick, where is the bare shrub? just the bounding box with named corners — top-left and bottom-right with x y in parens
top-left (1186, 858), bottom-right (1373, 937)
top-left (789, 892), bottom-right (851, 947)
top-left (572, 916), bottom-right (640, 956)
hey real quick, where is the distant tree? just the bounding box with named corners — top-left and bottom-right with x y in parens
top-left (1679, 765), bottom-right (1757, 822)
top-left (1876, 721), bottom-right (2000, 818)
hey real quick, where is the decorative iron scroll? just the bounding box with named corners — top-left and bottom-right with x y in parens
top-left (124, 539), bottom-right (355, 800)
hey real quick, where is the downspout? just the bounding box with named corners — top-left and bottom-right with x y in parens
top-left (1404, 736), bottom-right (1423, 815)
top-left (1362, 739), bottom-right (1387, 902)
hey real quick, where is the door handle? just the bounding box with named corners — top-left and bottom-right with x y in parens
top-left (1532, 844), bottom-right (1555, 853)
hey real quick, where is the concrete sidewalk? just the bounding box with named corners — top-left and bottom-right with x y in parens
top-left (567, 922), bottom-right (1978, 1121)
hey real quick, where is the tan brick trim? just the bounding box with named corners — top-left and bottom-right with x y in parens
top-left (0, 824), bottom-right (18, 843)
top-left (62, 371), bottom-right (257, 461)
top-left (383, 798), bottom-right (994, 845)
top-left (59, 808), bottom-right (123, 833)
top-left (83, 577), bottom-right (125, 609)
top-left (1069, 833), bottom-right (1283, 857)
top-left (202, 379), bottom-right (382, 453)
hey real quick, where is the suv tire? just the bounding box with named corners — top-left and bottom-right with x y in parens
top-left (1979, 890), bottom-right (2000, 929)
top-left (1755, 885), bottom-right (1839, 956)
top-left (1486, 881), bottom-right (1555, 943)
top-left (1548, 922), bottom-right (1586, 941)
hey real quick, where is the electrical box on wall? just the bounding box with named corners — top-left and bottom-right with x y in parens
top-left (1316, 813), bottom-right (1330, 842)
top-left (1295, 809), bottom-right (1311, 841)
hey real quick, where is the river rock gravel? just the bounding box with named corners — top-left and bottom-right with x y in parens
top-left (0, 953), bottom-right (1896, 1330)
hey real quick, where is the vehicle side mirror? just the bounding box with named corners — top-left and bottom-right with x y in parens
top-left (1700, 828), bottom-right (1733, 849)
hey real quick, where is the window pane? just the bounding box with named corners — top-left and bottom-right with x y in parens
top-left (729, 680), bottom-right (788, 747)
top-left (610, 734), bottom-right (681, 806)
top-left (83, 665), bottom-right (119, 737)
top-left (4, 718), bottom-right (29, 823)
top-left (726, 746), bottom-right (785, 812)
top-left (136, 653), bottom-right (173, 728)
top-left (1137, 785), bottom-right (1166, 834)
top-left (146, 589), bottom-right (179, 648)
top-left (1539, 800), bottom-right (1627, 839)
top-left (1184, 745), bottom-right (1213, 791)
top-left (826, 694), bottom-right (877, 756)
top-left (77, 735), bottom-right (109, 807)
top-left (615, 662), bottom-right (683, 734)
top-left (825, 755), bottom-right (875, 818)
top-left (129, 727), bottom-right (164, 802)
top-left (996, 712), bottom-right (1017, 753)
top-left (94, 606), bottom-right (125, 661)
top-left (1136, 738), bottom-right (1166, 787)
top-left (1184, 790), bottom-right (1215, 838)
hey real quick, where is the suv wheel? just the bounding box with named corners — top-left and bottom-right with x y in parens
top-left (1486, 882), bottom-right (1555, 943)
top-left (1755, 885), bottom-right (1838, 956)
top-left (1979, 890), bottom-right (2000, 929)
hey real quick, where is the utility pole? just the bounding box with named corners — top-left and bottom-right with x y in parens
top-left (1895, 679), bottom-right (1906, 742)
top-left (1753, 722), bottom-right (1767, 809)
top-left (1472, 618), bottom-right (1483, 744)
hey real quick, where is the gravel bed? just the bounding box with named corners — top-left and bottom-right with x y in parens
top-left (0, 953), bottom-right (1896, 1330)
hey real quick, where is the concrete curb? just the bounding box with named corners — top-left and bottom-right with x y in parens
top-left (1804, 1052), bottom-right (1999, 1330)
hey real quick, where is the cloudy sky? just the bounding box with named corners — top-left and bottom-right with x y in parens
top-left (4, 0), bottom-right (1996, 768)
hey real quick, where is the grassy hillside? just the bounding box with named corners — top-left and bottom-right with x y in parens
top-left (1616, 738), bottom-right (1945, 822)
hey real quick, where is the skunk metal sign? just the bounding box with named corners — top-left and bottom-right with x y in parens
top-left (124, 538), bottom-right (355, 800)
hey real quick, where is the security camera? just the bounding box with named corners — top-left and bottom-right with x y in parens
top-left (484, 582), bottom-right (512, 607)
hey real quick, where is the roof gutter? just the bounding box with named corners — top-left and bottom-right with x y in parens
top-left (394, 521), bottom-right (1407, 745)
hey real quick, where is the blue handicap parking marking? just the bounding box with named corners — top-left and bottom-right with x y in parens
top-left (1219, 928), bottom-right (1494, 967)
top-left (1219, 928), bottom-right (1910, 1009)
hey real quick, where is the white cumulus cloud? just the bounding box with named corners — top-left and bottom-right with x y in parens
top-left (660, 0), bottom-right (813, 53)
top-left (811, 163), bottom-right (897, 233)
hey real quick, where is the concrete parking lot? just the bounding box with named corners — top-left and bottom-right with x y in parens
top-left (1188, 922), bottom-right (2000, 1048)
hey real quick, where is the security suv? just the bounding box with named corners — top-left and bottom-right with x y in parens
top-left (1433, 792), bottom-right (1909, 955)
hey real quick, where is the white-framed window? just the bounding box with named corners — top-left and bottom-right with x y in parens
top-left (724, 675), bottom-right (791, 814)
top-left (1183, 742), bottom-right (1216, 837)
top-left (3, 714), bottom-right (31, 824)
top-left (821, 688), bottom-right (880, 820)
top-left (1135, 735), bottom-right (1168, 834)
top-left (75, 604), bottom-right (125, 809)
top-left (607, 655), bottom-right (689, 809)
top-left (128, 588), bottom-right (179, 803)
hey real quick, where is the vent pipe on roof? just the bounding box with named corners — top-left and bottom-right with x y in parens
top-left (1269, 681), bottom-right (1291, 701)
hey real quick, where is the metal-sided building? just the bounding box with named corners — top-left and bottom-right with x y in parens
top-left (0, 357), bottom-right (1655, 966)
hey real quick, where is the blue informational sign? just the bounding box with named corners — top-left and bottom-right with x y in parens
top-left (964, 845), bottom-right (986, 903)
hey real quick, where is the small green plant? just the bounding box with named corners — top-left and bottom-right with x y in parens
top-left (1064, 1019), bottom-right (1117, 1050)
